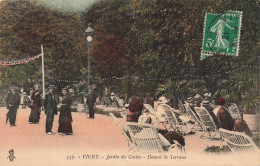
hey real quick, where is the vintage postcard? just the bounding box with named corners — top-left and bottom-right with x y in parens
top-left (0, 0), bottom-right (259, 166)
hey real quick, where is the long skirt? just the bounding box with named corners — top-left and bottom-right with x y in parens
top-left (29, 107), bottom-right (40, 123)
top-left (58, 122), bottom-right (73, 134)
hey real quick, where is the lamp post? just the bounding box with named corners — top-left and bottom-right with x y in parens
top-left (84, 23), bottom-right (95, 91)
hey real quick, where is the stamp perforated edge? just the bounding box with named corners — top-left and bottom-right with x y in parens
top-left (201, 11), bottom-right (243, 59)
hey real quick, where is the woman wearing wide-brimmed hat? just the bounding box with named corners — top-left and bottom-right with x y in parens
top-left (58, 87), bottom-right (73, 135)
top-left (29, 84), bottom-right (42, 124)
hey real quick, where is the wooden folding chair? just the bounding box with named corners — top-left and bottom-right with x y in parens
top-left (103, 97), bottom-right (112, 107)
top-left (183, 103), bottom-right (203, 131)
top-left (219, 128), bottom-right (259, 153)
top-left (114, 96), bottom-right (126, 109)
top-left (109, 112), bottom-right (136, 152)
top-left (226, 103), bottom-right (241, 119)
top-left (142, 104), bottom-right (160, 129)
top-left (157, 104), bottom-right (184, 134)
top-left (143, 104), bottom-right (156, 115)
top-left (195, 107), bottom-right (220, 140)
top-left (178, 99), bottom-right (186, 114)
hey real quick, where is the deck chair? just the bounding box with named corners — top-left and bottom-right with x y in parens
top-left (103, 97), bottom-right (112, 107)
top-left (178, 99), bottom-right (186, 114)
top-left (109, 112), bottom-right (136, 152)
top-left (195, 107), bottom-right (220, 140)
top-left (127, 122), bottom-right (174, 153)
top-left (143, 104), bottom-right (156, 115)
top-left (156, 104), bottom-right (184, 134)
top-left (143, 104), bottom-right (160, 129)
top-left (114, 97), bottom-right (125, 109)
top-left (219, 128), bottom-right (259, 153)
top-left (183, 103), bottom-right (203, 131)
top-left (226, 103), bottom-right (241, 119)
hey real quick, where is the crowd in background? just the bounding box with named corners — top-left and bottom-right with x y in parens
top-left (2, 83), bottom-right (254, 140)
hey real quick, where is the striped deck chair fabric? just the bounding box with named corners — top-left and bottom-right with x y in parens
top-left (195, 107), bottom-right (220, 140)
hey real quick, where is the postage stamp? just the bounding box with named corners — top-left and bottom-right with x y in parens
top-left (201, 11), bottom-right (242, 59)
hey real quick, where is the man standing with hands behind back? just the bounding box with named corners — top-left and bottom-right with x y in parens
top-left (6, 85), bottom-right (20, 127)
top-left (86, 84), bottom-right (98, 119)
top-left (44, 85), bottom-right (58, 135)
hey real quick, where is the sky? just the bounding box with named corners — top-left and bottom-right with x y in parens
top-left (35, 0), bottom-right (99, 12)
top-left (0, 0), bottom-right (99, 12)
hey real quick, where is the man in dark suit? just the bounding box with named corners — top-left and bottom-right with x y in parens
top-left (6, 85), bottom-right (20, 127)
top-left (86, 84), bottom-right (98, 119)
top-left (44, 85), bottom-right (58, 135)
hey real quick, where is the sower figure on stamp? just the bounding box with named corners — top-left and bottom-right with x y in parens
top-left (44, 85), bottom-right (58, 135)
top-left (210, 15), bottom-right (234, 51)
top-left (6, 85), bottom-right (20, 127)
top-left (58, 87), bottom-right (73, 135)
top-left (29, 84), bottom-right (42, 124)
top-left (86, 84), bottom-right (98, 119)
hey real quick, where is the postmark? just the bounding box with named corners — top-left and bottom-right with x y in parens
top-left (201, 11), bottom-right (242, 59)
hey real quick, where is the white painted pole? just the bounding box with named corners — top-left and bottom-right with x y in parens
top-left (41, 44), bottom-right (45, 98)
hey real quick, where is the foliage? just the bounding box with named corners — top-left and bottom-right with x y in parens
top-left (0, 0), bottom-right (259, 102)
top-left (83, 0), bottom-right (131, 79)
top-left (0, 0), bottom-right (86, 87)
top-left (73, 82), bottom-right (88, 103)
top-left (215, 69), bottom-right (260, 114)
top-left (204, 145), bottom-right (231, 154)
top-left (92, 35), bottom-right (128, 77)
top-left (128, 0), bottom-right (216, 79)
top-left (94, 108), bottom-right (121, 117)
top-left (156, 79), bottom-right (189, 101)
top-left (83, 0), bottom-right (259, 100)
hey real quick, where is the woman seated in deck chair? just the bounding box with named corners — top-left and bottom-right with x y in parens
top-left (215, 97), bottom-right (252, 137)
top-left (126, 98), bottom-right (185, 148)
top-left (126, 97), bottom-right (143, 122)
top-left (157, 97), bottom-right (195, 135)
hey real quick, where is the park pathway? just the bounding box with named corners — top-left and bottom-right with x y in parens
top-left (0, 106), bottom-right (259, 166)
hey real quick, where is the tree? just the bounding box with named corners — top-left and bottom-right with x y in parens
top-left (215, 68), bottom-right (260, 114)
top-left (0, 0), bottom-right (86, 88)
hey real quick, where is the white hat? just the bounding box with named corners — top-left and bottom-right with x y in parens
top-left (138, 113), bottom-right (152, 124)
top-left (124, 104), bottom-right (129, 108)
top-left (194, 94), bottom-right (202, 99)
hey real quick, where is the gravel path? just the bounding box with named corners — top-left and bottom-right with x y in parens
top-left (0, 106), bottom-right (259, 166)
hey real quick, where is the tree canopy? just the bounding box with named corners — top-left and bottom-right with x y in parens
top-left (0, 0), bottom-right (259, 103)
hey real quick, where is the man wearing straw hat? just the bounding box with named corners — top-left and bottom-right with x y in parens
top-left (44, 85), bottom-right (58, 135)
top-left (5, 85), bottom-right (20, 127)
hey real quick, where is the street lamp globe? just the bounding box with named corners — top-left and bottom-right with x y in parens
top-left (87, 36), bottom-right (93, 42)
top-left (84, 23), bottom-right (95, 41)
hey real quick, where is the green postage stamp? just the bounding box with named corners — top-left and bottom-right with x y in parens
top-left (201, 11), bottom-right (242, 59)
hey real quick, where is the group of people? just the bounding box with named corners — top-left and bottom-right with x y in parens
top-left (5, 83), bottom-right (253, 140)
top-left (5, 85), bottom-right (76, 136)
top-left (186, 94), bottom-right (253, 137)
top-left (124, 93), bottom-right (254, 151)
top-left (126, 97), bottom-right (186, 150)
